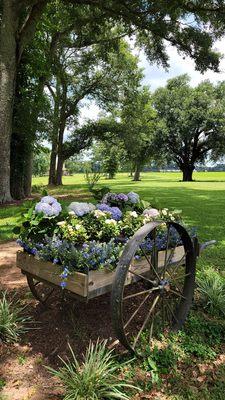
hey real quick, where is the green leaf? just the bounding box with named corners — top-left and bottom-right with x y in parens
top-left (13, 226), bottom-right (21, 234)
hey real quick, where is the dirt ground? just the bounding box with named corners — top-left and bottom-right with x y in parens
top-left (0, 242), bottom-right (116, 400)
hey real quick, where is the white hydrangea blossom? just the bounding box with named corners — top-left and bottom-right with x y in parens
top-left (68, 202), bottom-right (95, 217)
top-left (35, 200), bottom-right (62, 216)
top-left (40, 196), bottom-right (57, 205)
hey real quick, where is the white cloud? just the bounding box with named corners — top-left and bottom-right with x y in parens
top-left (140, 38), bottom-right (225, 91)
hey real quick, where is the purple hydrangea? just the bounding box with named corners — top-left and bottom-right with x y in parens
top-left (97, 203), bottom-right (112, 213)
top-left (96, 204), bottom-right (122, 220)
top-left (115, 193), bottom-right (128, 202)
top-left (102, 192), bottom-right (128, 204)
top-left (110, 206), bottom-right (122, 221)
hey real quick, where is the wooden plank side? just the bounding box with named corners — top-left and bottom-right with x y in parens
top-left (16, 251), bottom-right (88, 297)
top-left (158, 246), bottom-right (184, 267)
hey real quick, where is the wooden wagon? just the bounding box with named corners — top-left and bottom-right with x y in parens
top-left (17, 221), bottom-right (214, 353)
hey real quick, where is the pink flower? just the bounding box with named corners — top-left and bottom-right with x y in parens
top-left (143, 208), bottom-right (160, 218)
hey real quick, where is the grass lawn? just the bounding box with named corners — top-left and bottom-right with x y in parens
top-left (1, 171), bottom-right (225, 271)
top-left (1, 171), bottom-right (225, 399)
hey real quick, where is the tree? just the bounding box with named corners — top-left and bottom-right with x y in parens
top-left (92, 139), bottom-right (125, 179)
top-left (1, 0), bottom-right (225, 202)
top-left (32, 148), bottom-right (50, 176)
top-left (120, 87), bottom-right (160, 181)
top-left (153, 75), bottom-right (225, 181)
top-left (46, 38), bottom-right (141, 186)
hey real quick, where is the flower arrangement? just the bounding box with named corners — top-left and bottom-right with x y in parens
top-left (15, 191), bottom-right (188, 287)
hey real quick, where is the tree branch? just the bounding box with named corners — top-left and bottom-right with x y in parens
top-left (17, 0), bottom-right (48, 61)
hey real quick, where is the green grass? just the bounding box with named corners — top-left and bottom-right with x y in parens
top-left (1, 171), bottom-right (225, 270)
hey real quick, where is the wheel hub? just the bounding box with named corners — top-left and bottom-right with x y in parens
top-left (159, 279), bottom-right (170, 292)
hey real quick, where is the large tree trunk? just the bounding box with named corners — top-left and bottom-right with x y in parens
top-left (181, 165), bottom-right (194, 181)
top-left (133, 162), bottom-right (141, 181)
top-left (48, 140), bottom-right (58, 185)
top-left (23, 151), bottom-right (33, 197)
top-left (56, 154), bottom-right (64, 185)
top-left (0, 1), bottom-right (19, 203)
top-left (56, 121), bottom-right (66, 186)
top-left (56, 82), bottom-right (67, 186)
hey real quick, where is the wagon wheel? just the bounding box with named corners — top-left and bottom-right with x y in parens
top-left (111, 221), bottom-right (196, 354)
top-left (26, 273), bottom-right (59, 305)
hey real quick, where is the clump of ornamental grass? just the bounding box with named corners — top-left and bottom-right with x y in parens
top-left (0, 291), bottom-right (31, 343)
top-left (196, 267), bottom-right (225, 317)
top-left (47, 340), bottom-right (140, 400)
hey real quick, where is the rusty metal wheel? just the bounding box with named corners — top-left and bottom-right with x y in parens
top-left (111, 221), bottom-right (196, 354)
top-left (26, 273), bottom-right (59, 305)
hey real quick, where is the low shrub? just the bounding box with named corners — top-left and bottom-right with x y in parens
top-left (196, 267), bottom-right (225, 317)
top-left (48, 340), bottom-right (140, 400)
top-left (0, 292), bottom-right (30, 343)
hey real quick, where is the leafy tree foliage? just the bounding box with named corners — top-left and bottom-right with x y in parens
top-left (2, 0), bottom-right (225, 201)
top-left (153, 75), bottom-right (225, 181)
top-left (120, 87), bottom-right (160, 181)
top-left (32, 149), bottom-right (50, 177)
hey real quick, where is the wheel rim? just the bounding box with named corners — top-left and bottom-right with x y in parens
top-left (111, 221), bottom-right (196, 354)
top-left (26, 274), bottom-right (58, 304)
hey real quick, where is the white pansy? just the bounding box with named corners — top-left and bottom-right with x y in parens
top-left (93, 210), bottom-right (106, 218)
top-left (57, 221), bottom-right (66, 226)
top-left (75, 224), bottom-right (82, 230)
top-left (130, 211), bottom-right (138, 218)
top-left (68, 210), bottom-right (75, 216)
top-left (105, 219), bottom-right (117, 225)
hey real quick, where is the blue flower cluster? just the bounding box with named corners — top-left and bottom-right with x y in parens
top-left (96, 204), bottom-right (122, 221)
top-left (16, 239), bottom-right (37, 255)
top-left (80, 240), bottom-right (122, 270)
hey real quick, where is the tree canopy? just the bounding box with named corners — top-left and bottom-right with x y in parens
top-left (2, 0), bottom-right (225, 201)
top-left (153, 75), bottom-right (225, 181)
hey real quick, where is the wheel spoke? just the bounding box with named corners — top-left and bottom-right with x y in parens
top-left (163, 225), bottom-right (171, 279)
top-left (123, 286), bottom-right (160, 301)
top-left (132, 295), bottom-right (160, 349)
top-left (124, 292), bottom-right (152, 329)
top-left (140, 246), bottom-right (160, 281)
top-left (169, 253), bottom-right (187, 279)
top-left (166, 300), bottom-right (179, 324)
top-left (128, 268), bottom-right (156, 285)
top-left (169, 288), bottom-right (186, 300)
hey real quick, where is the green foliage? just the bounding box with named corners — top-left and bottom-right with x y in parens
top-left (0, 292), bottom-right (30, 343)
top-left (153, 75), bottom-right (225, 180)
top-left (32, 149), bottom-right (50, 177)
top-left (196, 267), bottom-right (225, 317)
top-left (0, 379), bottom-right (6, 391)
top-left (84, 167), bottom-right (101, 192)
top-left (91, 186), bottom-right (111, 201)
top-left (47, 341), bottom-right (139, 400)
top-left (120, 86), bottom-right (160, 178)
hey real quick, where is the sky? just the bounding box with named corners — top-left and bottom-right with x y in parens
top-left (80, 37), bottom-right (225, 122)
